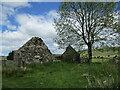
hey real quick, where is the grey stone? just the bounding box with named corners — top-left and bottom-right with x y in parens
top-left (14, 37), bottom-right (55, 67)
top-left (61, 45), bottom-right (80, 63)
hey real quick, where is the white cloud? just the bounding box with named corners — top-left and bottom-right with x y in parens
top-left (15, 11), bottom-right (58, 42)
top-left (46, 10), bottom-right (58, 18)
top-left (1, 2), bottom-right (64, 56)
top-left (47, 42), bottom-right (65, 54)
top-left (1, 2), bottom-right (32, 56)
top-left (0, 2), bottom-right (31, 27)
top-left (1, 9), bottom-right (64, 56)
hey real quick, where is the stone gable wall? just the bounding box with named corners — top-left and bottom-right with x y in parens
top-left (14, 37), bottom-right (55, 67)
top-left (61, 45), bottom-right (80, 63)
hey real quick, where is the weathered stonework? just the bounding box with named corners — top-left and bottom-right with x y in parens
top-left (14, 37), bottom-right (55, 67)
top-left (61, 45), bottom-right (80, 63)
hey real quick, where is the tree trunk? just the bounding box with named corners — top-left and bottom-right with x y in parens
top-left (87, 42), bottom-right (92, 63)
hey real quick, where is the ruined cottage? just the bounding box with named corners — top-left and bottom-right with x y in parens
top-left (14, 37), bottom-right (55, 67)
top-left (61, 45), bottom-right (80, 63)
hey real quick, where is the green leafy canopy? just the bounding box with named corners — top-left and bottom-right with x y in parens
top-left (54, 2), bottom-right (118, 49)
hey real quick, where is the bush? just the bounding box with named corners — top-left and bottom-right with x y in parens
top-left (7, 51), bottom-right (14, 60)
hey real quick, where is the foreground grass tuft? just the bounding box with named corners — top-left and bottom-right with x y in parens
top-left (86, 72), bottom-right (119, 88)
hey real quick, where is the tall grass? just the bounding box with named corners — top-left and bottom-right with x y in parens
top-left (2, 67), bottom-right (33, 77)
top-left (86, 62), bottom-right (119, 88)
top-left (2, 61), bottom-right (119, 88)
top-left (86, 72), bottom-right (119, 88)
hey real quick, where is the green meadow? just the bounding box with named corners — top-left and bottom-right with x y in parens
top-left (2, 47), bottom-right (119, 88)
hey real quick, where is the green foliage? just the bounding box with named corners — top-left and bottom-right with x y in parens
top-left (86, 74), bottom-right (118, 88)
top-left (86, 63), bottom-right (119, 88)
top-left (2, 67), bottom-right (33, 77)
top-left (2, 60), bottom-right (16, 68)
top-left (2, 47), bottom-right (119, 88)
top-left (2, 61), bottom-right (118, 88)
top-left (7, 51), bottom-right (14, 60)
top-left (54, 2), bottom-right (118, 62)
top-left (80, 46), bottom-right (118, 58)
top-left (54, 2), bottom-right (118, 49)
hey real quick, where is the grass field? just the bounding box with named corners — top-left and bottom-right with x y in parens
top-left (2, 61), bottom-right (119, 88)
top-left (80, 47), bottom-right (119, 58)
top-left (2, 47), bottom-right (119, 88)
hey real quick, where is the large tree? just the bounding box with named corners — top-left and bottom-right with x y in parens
top-left (54, 2), bottom-right (118, 63)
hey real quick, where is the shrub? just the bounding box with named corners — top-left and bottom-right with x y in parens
top-left (7, 51), bottom-right (14, 60)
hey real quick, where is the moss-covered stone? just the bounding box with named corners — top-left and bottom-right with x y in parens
top-left (61, 45), bottom-right (80, 63)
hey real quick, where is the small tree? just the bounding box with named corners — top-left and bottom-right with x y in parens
top-left (7, 51), bottom-right (14, 60)
top-left (54, 2), bottom-right (118, 63)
